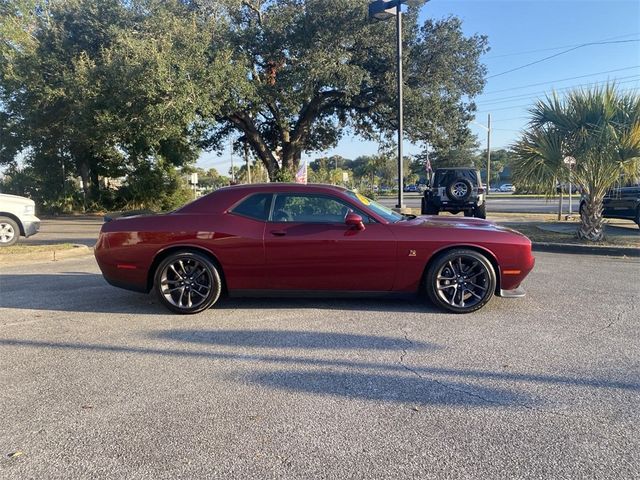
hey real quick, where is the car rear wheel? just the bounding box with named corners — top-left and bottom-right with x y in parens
top-left (154, 251), bottom-right (222, 314)
top-left (425, 249), bottom-right (496, 313)
top-left (0, 217), bottom-right (19, 247)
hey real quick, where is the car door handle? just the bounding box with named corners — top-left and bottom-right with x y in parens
top-left (270, 230), bottom-right (287, 236)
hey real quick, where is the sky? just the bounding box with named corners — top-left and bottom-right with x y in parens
top-left (197, 0), bottom-right (640, 172)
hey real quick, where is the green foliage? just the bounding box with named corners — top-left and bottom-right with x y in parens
top-left (1, 0), bottom-right (488, 209)
top-left (116, 160), bottom-right (193, 211)
top-left (203, 1), bottom-right (488, 180)
top-left (512, 84), bottom-right (640, 240)
top-left (1, 0), bottom-right (233, 209)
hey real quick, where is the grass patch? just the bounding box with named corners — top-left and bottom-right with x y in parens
top-left (504, 224), bottom-right (639, 247)
top-left (0, 243), bottom-right (77, 254)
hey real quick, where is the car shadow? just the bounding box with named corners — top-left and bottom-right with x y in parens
top-left (153, 329), bottom-right (439, 351)
top-left (2, 334), bottom-right (638, 408)
top-left (0, 273), bottom-right (443, 315)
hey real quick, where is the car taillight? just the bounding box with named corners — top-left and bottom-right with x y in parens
top-left (478, 187), bottom-right (485, 194)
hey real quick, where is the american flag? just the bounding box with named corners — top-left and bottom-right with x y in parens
top-left (295, 162), bottom-right (308, 184)
top-left (425, 153), bottom-right (432, 173)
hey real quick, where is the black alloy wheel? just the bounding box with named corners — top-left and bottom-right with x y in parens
top-left (154, 251), bottom-right (222, 314)
top-left (425, 249), bottom-right (496, 313)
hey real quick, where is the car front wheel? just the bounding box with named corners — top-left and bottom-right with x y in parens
top-left (425, 249), bottom-right (496, 313)
top-left (154, 251), bottom-right (222, 314)
top-left (0, 216), bottom-right (19, 247)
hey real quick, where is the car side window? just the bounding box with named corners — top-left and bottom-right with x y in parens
top-left (230, 193), bottom-right (272, 221)
top-left (270, 194), bottom-right (370, 224)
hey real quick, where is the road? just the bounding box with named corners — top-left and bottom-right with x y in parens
top-left (379, 194), bottom-right (568, 213)
top-left (1, 252), bottom-right (638, 479)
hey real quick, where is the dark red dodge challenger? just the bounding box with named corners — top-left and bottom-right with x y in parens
top-left (95, 184), bottom-right (535, 314)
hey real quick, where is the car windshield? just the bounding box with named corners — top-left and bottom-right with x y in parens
top-left (345, 191), bottom-right (403, 223)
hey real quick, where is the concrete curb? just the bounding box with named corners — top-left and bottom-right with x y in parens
top-left (0, 244), bottom-right (93, 265)
top-left (532, 242), bottom-right (639, 257)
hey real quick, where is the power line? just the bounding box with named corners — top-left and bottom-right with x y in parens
top-left (478, 76), bottom-right (640, 107)
top-left (486, 40), bottom-right (640, 79)
top-left (482, 65), bottom-right (640, 96)
top-left (476, 87), bottom-right (640, 114)
top-left (484, 32), bottom-right (639, 59)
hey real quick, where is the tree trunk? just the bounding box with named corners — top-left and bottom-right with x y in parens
top-left (90, 168), bottom-right (100, 201)
top-left (577, 194), bottom-right (605, 241)
top-left (78, 161), bottom-right (90, 211)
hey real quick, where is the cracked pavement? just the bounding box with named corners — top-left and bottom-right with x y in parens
top-left (0, 251), bottom-right (639, 479)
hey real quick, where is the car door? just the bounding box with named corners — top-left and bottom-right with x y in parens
top-left (264, 193), bottom-right (397, 291)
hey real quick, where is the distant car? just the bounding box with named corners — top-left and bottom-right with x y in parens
top-left (499, 184), bottom-right (516, 193)
top-left (556, 183), bottom-right (580, 194)
top-left (0, 193), bottom-right (40, 247)
top-left (95, 183), bottom-right (534, 314)
top-left (580, 185), bottom-right (640, 228)
top-left (403, 184), bottom-right (418, 193)
top-left (421, 168), bottom-right (486, 218)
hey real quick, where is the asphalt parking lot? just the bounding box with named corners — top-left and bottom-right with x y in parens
top-left (0, 251), bottom-right (638, 479)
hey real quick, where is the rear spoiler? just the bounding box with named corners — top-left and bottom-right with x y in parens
top-left (103, 209), bottom-right (156, 223)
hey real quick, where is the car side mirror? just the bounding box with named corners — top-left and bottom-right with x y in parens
top-left (345, 212), bottom-right (365, 231)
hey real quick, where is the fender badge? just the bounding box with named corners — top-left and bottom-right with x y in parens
top-left (408, 250), bottom-right (417, 257)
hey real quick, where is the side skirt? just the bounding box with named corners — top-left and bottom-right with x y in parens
top-left (228, 290), bottom-right (417, 300)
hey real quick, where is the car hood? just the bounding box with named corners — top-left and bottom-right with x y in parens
top-left (0, 193), bottom-right (34, 206)
top-left (399, 215), bottom-right (524, 235)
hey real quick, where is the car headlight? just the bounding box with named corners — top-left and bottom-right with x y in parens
top-left (24, 204), bottom-right (35, 215)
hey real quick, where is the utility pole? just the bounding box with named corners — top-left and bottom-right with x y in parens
top-left (486, 113), bottom-right (491, 194)
top-left (395, 1), bottom-right (404, 209)
top-left (244, 139), bottom-right (251, 184)
top-left (230, 138), bottom-right (235, 184)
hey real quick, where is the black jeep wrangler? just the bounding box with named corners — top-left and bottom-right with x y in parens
top-left (421, 167), bottom-right (486, 219)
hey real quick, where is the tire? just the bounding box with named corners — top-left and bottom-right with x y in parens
top-left (0, 217), bottom-right (20, 247)
top-left (422, 197), bottom-right (439, 215)
top-left (154, 251), bottom-right (222, 314)
top-left (425, 249), bottom-right (496, 314)
top-left (446, 178), bottom-right (472, 202)
top-left (463, 210), bottom-right (473, 217)
top-left (474, 203), bottom-right (487, 219)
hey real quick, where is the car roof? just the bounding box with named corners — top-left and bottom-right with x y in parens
top-left (434, 167), bottom-right (477, 171)
top-left (218, 183), bottom-right (349, 193)
top-left (180, 182), bottom-right (366, 216)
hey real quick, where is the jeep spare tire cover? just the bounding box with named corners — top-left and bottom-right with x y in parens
top-left (446, 178), bottom-right (472, 202)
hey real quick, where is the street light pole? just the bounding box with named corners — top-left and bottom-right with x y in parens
top-left (369, 0), bottom-right (429, 210)
top-left (472, 115), bottom-right (492, 194)
top-left (395, 2), bottom-right (404, 209)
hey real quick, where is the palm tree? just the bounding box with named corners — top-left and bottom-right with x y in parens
top-left (512, 85), bottom-right (640, 241)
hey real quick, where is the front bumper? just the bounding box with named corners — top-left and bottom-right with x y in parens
top-left (23, 217), bottom-right (40, 238)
